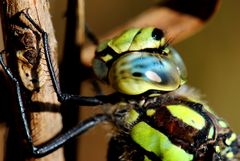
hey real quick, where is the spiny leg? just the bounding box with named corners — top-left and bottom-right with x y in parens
top-left (20, 10), bottom-right (116, 106)
top-left (0, 51), bottom-right (111, 157)
top-left (0, 11), bottom-right (115, 157)
top-left (0, 51), bottom-right (32, 144)
top-left (32, 114), bottom-right (110, 157)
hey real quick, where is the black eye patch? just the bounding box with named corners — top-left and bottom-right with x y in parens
top-left (152, 28), bottom-right (164, 40)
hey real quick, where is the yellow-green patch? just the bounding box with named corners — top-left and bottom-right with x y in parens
top-left (101, 54), bottom-right (113, 62)
top-left (208, 126), bottom-right (215, 139)
top-left (225, 133), bottom-right (237, 146)
top-left (125, 109), bottom-right (139, 124)
top-left (226, 152), bottom-right (234, 159)
top-left (214, 145), bottom-right (221, 153)
top-left (146, 109), bottom-right (156, 117)
top-left (166, 105), bottom-right (206, 130)
top-left (131, 121), bottom-right (193, 161)
top-left (218, 120), bottom-right (228, 128)
top-left (108, 28), bottom-right (140, 54)
top-left (129, 27), bottom-right (162, 51)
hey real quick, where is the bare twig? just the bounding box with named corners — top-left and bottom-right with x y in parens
top-left (60, 0), bottom-right (88, 160)
top-left (76, 0), bottom-right (85, 45)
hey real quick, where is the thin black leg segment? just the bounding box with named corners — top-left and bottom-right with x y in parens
top-left (0, 52), bottom-right (111, 157)
top-left (21, 11), bottom-right (114, 106)
top-left (0, 10), bottom-right (116, 157)
top-left (32, 114), bottom-right (111, 157)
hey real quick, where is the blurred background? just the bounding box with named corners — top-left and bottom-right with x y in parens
top-left (0, 0), bottom-right (240, 161)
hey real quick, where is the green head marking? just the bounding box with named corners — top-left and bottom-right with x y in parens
top-left (107, 27), bottom-right (165, 54)
top-left (131, 121), bottom-right (193, 161)
top-left (128, 27), bottom-right (165, 51)
top-left (108, 28), bottom-right (140, 53)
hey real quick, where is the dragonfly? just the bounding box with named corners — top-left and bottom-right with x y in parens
top-left (0, 0), bottom-right (239, 161)
top-left (1, 12), bottom-right (239, 161)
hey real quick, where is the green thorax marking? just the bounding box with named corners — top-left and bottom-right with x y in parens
top-left (166, 104), bottom-right (206, 130)
top-left (131, 121), bottom-right (193, 161)
top-left (124, 108), bottom-right (140, 124)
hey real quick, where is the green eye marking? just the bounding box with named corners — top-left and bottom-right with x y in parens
top-left (131, 121), bottom-right (194, 161)
top-left (166, 105), bottom-right (206, 130)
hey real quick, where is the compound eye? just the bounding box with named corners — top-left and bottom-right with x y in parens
top-left (108, 52), bottom-right (182, 95)
top-left (168, 47), bottom-right (187, 84)
top-left (152, 28), bottom-right (164, 40)
top-left (92, 58), bottom-right (108, 80)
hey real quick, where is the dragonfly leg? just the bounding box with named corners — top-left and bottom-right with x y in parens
top-left (0, 53), bottom-right (111, 156)
top-left (19, 10), bottom-right (113, 106)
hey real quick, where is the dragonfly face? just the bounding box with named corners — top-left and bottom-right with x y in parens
top-left (93, 27), bottom-right (187, 95)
